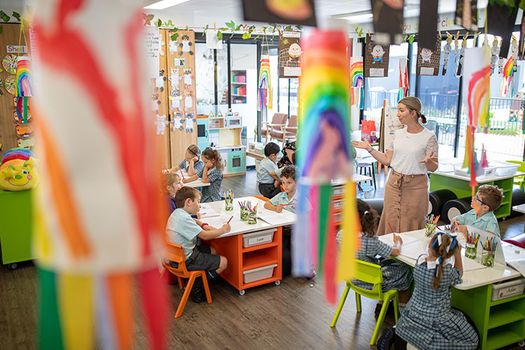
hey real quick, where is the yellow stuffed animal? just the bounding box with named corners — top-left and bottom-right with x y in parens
top-left (0, 148), bottom-right (38, 191)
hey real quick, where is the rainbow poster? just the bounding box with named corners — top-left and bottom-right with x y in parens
top-left (258, 55), bottom-right (273, 110)
top-left (293, 29), bottom-right (360, 304)
top-left (350, 57), bottom-right (364, 110)
top-left (16, 56), bottom-right (32, 97)
top-left (32, 0), bottom-right (168, 349)
top-left (462, 47), bottom-right (491, 190)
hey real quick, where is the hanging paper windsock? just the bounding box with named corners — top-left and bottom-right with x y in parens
top-left (293, 29), bottom-right (360, 304)
top-left (398, 57), bottom-right (409, 101)
top-left (258, 55), bottom-right (273, 110)
top-left (16, 56), bottom-right (32, 97)
top-left (462, 47), bottom-right (491, 191)
top-left (32, 1), bottom-right (168, 349)
top-left (350, 57), bottom-right (364, 110)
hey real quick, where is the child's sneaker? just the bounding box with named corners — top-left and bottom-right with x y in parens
top-left (191, 286), bottom-right (206, 303)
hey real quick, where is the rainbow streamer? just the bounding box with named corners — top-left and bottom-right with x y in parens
top-left (258, 55), bottom-right (273, 110)
top-left (293, 29), bottom-right (359, 304)
top-left (500, 57), bottom-right (514, 97)
top-left (462, 47), bottom-right (491, 190)
top-left (350, 57), bottom-right (364, 110)
top-left (398, 57), bottom-right (409, 101)
top-left (32, 1), bottom-right (169, 349)
top-left (16, 56), bottom-right (32, 97)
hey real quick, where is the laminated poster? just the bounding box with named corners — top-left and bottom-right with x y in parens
top-left (364, 35), bottom-right (390, 77)
top-left (279, 31), bottom-right (302, 78)
top-left (370, 0), bottom-right (404, 45)
top-left (416, 38), bottom-right (441, 76)
top-left (454, 0), bottom-right (478, 31)
top-left (242, 0), bottom-right (317, 26)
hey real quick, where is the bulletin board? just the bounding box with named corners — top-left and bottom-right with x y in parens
top-left (0, 24), bottom-right (30, 156)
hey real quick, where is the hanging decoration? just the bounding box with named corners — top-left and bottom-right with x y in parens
top-left (16, 56), bottom-right (32, 97)
top-left (241, 0), bottom-right (317, 26)
top-left (500, 56), bottom-right (514, 96)
top-left (398, 57), bottom-right (409, 100)
top-left (456, 33), bottom-right (468, 77)
top-left (486, 0), bottom-right (519, 58)
top-left (490, 37), bottom-right (501, 75)
top-left (350, 57), bottom-right (364, 109)
top-left (416, 36), bottom-right (441, 76)
top-left (442, 33), bottom-right (452, 75)
top-left (462, 47), bottom-right (491, 191)
top-left (279, 31), bottom-right (302, 78)
top-left (370, 0), bottom-right (404, 45)
top-left (32, 0), bottom-right (169, 349)
top-left (364, 34), bottom-right (390, 77)
top-left (2, 53), bottom-right (17, 74)
top-left (294, 29), bottom-right (360, 304)
top-left (4, 75), bottom-right (16, 95)
top-left (454, 0), bottom-right (478, 31)
top-left (258, 55), bottom-right (273, 110)
top-left (418, 0), bottom-right (438, 50)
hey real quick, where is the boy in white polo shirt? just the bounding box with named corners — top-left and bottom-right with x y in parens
top-left (257, 142), bottom-right (282, 199)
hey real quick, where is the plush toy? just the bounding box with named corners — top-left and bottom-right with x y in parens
top-left (0, 148), bottom-right (38, 191)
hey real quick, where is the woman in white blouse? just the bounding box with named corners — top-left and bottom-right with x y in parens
top-left (353, 97), bottom-right (438, 235)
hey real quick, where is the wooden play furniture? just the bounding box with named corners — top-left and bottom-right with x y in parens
top-left (162, 242), bottom-right (212, 318)
top-left (330, 260), bottom-right (400, 346)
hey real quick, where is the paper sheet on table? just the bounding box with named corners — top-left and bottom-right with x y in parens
top-left (460, 254), bottom-right (486, 272)
top-left (399, 240), bottom-right (427, 260)
top-left (257, 210), bottom-right (296, 226)
top-left (199, 205), bottom-right (220, 218)
top-left (506, 260), bottom-right (525, 277)
top-left (201, 215), bottom-right (230, 228)
top-left (381, 233), bottom-right (420, 247)
top-left (502, 243), bottom-right (525, 263)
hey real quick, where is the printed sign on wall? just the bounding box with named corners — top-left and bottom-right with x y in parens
top-left (279, 31), bottom-right (302, 78)
top-left (364, 35), bottom-right (390, 77)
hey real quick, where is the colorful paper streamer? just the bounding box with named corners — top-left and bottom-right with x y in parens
top-left (16, 56), bottom-right (32, 97)
top-left (258, 55), bottom-right (273, 110)
top-left (350, 57), bottom-right (364, 110)
top-left (398, 57), bottom-right (409, 101)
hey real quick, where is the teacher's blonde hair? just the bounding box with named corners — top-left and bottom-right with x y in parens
top-left (399, 96), bottom-right (427, 124)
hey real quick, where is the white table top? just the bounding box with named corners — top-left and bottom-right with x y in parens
top-left (180, 170), bottom-right (211, 188)
top-left (379, 229), bottom-right (521, 290)
top-left (512, 203), bottom-right (525, 214)
top-left (432, 170), bottom-right (525, 184)
top-left (199, 196), bottom-right (296, 238)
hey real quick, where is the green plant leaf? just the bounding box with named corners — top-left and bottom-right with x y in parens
top-left (408, 34), bottom-right (415, 44)
top-left (167, 19), bottom-right (174, 27)
top-left (156, 18), bottom-right (162, 27)
top-left (226, 20), bottom-right (236, 30)
top-left (170, 33), bottom-right (179, 41)
top-left (12, 11), bottom-right (20, 22)
top-left (0, 10), bottom-right (10, 22)
top-left (217, 31), bottom-right (223, 40)
top-left (242, 32), bottom-right (251, 39)
top-left (284, 25), bottom-right (293, 31)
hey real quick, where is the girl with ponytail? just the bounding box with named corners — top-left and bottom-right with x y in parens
top-left (393, 232), bottom-right (478, 350)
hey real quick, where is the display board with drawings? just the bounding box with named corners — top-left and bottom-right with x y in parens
top-left (379, 102), bottom-right (403, 152)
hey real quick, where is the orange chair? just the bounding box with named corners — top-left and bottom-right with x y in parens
top-left (162, 242), bottom-right (212, 318)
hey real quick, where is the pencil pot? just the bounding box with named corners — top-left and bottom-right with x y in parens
top-left (481, 249), bottom-right (495, 267)
top-left (465, 243), bottom-right (477, 260)
top-left (424, 223), bottom-right (436, 237)
top-left (247, 211), bottom-right (257, 225)
top-left (240, 208), bottom-right (248, 221)
top-left (225, 198), bottom-right (233, 211)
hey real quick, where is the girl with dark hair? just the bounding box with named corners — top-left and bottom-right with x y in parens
top-left (185, 147), bottom-right (224, 203)
top-left (353, 96), bottom-right (439, 235)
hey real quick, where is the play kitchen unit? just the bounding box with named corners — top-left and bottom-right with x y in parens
top-left (196, 111), bottom-right (246, 176)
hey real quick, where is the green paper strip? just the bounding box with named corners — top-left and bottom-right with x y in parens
top-left (38, 267), bottom-right (64, 350)
top-left (317, 184), bottom-right (333, 275)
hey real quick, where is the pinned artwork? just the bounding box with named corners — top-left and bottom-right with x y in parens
top-left (520, 14), bottom-right (525, 60)
top-left (442, 34), bottom-right (452, 75)
top-left (350, 57), bottom-right (364, 109)
top-left (185, 113), bottom-right (194, 133)
top-left (418, 0), bottom-right (438, 50)
top-left (178, 34), bottom-right (193, 56)
top-left (398, 57), bottom-right (409, 100)
top-left (279, 32), bottom-right (302, 77)
top-left (364, 35), bottom-right (390, 77)
top-left (16, 56), bottom-right (32, 97)
top-left (4, 75), bottom-right (16, 95)
top-left (173, 112), bottom-right (183, 130)
top-left (456, 34), bottom-right (468, 77)
top-left (15, 97), bottom-right (31, 124)
top-left (490, 38), bottom-right (501, 75)
top-left (16, 123), bottom-right (33, 138)
top-left (0, 148), bottom-right (38, 191)
top-left (183, 69), bottom-right (192, 86)
top-left (2, 54), bottom-right (17, 74)
top-left (184, 94), bottom-right (193, 109)
top-left (155, 115), bottom-right (167, 135)
top-left (258, 55), bottom-right (273, 111)
top-left (371, 0), bottom-right (404, 45)
top-left (241, 0), bottom-right (317, 26)
top-left (416, 38), bottom-right (441, 76)
top-left (455, 0), bottom-right (478, 31)
top-left (16, 137), bottom-right (35, 149)
top-left (0, 77), bottom-right (3, 96)
top-left (295, 29), bottom-right (360, 304)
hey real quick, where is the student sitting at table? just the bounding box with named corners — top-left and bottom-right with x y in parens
top-left (382, 232), bottom-right (478, 350)
top-left (452, 184), bottom-right (503, 237)
top-left (167, 186), bottom-right (230, 303)
top-left (183, 147), bottom-right (224, 203)
top-left (352, 199), bottom-right (413, 306)
top-left (264, 165), bottom-right (296, 213)
top-left (258, 142), bottom-right (282, 199)
top-left (164, 172), bottom-right (182, 214)
top-left (163, 144), bottom-right (204, 178)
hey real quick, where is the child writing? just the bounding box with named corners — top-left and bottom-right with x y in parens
top-left (167, 186), bottom-right (230, 302)
top-left (264, 165), bottom-right (296, 213)
top-left (164, 172), bottom-right (182, 214)
top-left (185, 147), bottom-right (224, 203)
top-left (257, 142), bottom-right (282, 199)
top-left (452, 184), bottom-right (503, 237)
top-left (391, 232), bottom-right (478, 350)
top-left (352, 200), bottom-right (413, 304)
top-left (164, 144), bottom-right (204, 177)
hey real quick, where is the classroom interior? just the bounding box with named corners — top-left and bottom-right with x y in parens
top-left (1, 0), bottom-right (525, 349)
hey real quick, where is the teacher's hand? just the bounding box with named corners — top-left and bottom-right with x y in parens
top-left (352, 140), bottom-right (372, 152)
top-left (420, 152), bottom-right (437, 167)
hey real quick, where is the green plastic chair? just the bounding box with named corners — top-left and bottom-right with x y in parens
top-left (330, 260), bottom-right (400, 346)
top-left (507, 160), bottom-right (525, 191)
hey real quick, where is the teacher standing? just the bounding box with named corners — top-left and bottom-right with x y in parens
top-left (353, 97), bottom-right (439, 235)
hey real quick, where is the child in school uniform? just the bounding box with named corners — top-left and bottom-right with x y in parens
top-left (452, 184), bottom-right (503, 237)
top-left (167, 186), bottom-right (230, 302)
top-left (257, 142), bottom-right (282, 199)
top-left (164, 144), bottom-right (204, 177)
top-left (184, 147), bottom-right (223, 203)
top-left (352, 200), bottom-right (413, 304)
top-left (385, 232), bottom-right (479, 350)
top-left (264, 165), bottom-right (296, 213)
top-left (164, 172), bottom-right (182, 214)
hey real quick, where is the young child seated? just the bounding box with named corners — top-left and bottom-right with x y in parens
top-left (164, 144), bottom-right (204, 177)
top-left (390, 232), bottom-right (478, 350)
top-left (166, 187), bottom-right (230, 302)
top-left (353, 200), bottom-right (413, 304)
top-left (452, 184), bottom-right (503, 237)
top-left (264, 165), bottom-right (296, 213)
top-left (184, 148), bottom-right (224, 203)
top-left (164, 172), bottom-right (182, 214)
top-left (257, 142), bottom-right (282, 199)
